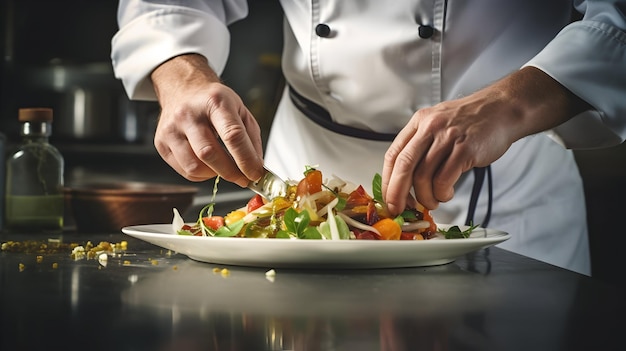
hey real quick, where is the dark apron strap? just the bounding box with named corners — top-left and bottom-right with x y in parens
top-left (289, 84), bottom-right (493, 227)
top-left (465, 166), bottom-right (492, 228)
top-left (288, 85), bottom-right (397, 141)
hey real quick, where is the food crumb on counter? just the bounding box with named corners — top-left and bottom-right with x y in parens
top-left (71, 246), bottom-right (86, 260)
top-left (220, 268), bottom-right (230, 277)
top-left (212, 267), bottom-right (221, 273)
top-left (123, 260), bottom-right (131, 266)
top-left (265, 269), bottom-right (276, 282)
top-left (172, 265), bottom-right (178, 271)
top-left (150, 259), bottom-right (159, 266)
top-left (18, 263), bottom-right (25, 272)
top-left (2, 238), bottom-right (131, 269)
top-left (2, 239), bottom-right (75, 254)
top-left (98, 253), bottom-right (108, 267)
top-left (118, 241), bottom-right (128, 251)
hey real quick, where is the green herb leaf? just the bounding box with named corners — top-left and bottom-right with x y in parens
top-left (275, 230), bottom-right (294, 239)
top-left (293, 209), bottom-right (311, 234)
top-left (303, 165), bottom-right (317, 176)
top-left (322, 184), bottom-right (347, 211)
top-left (214, 219), bottom-right (245, 237)
top-left (282, 208), bottom-right (298, 233)
top-left (393, 215), bottom-right (405, 228)
top-left (400, 210), bottom-right (417, 221)
top-left (280, 208), bottom-right (318, 239)
top-left (438, 223), bottom-right (479, 239)
top-left (197, 203), bottom-right (217, 236)
top-left (301, 226), bottom-right (322, 239)
top-left (177, 229), bottom-right (194, 236)
top-left (372, 173), bottom-right (384, 204)
top-left (244, 219), bottom-right (275, 238)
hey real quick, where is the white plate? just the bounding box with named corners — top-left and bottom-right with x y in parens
top-left (122, 224), bottom-right (510, 269)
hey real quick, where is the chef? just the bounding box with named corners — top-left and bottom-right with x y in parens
top-left (111, 0), bottom-right (626, 275)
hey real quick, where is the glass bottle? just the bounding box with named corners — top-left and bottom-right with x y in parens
top-left (0, 130), bottom-right (5, 231)
top-left (5, 108), bottom-right (64, 233)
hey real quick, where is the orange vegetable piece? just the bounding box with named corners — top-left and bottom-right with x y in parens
top-left (296, 169), bottom-right (323, 197)
top-left (372, 218), bottom-right (402, 240)
top-left (224, 210), bottom-right (246, 226)
top-left (422, 209), bottom-right (437, 233)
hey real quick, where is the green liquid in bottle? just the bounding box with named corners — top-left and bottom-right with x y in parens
top-left (5, 194), bottom-right (64, 232)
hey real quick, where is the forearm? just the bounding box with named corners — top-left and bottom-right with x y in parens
top-left (151, 53), bottom-right (222, 106)
top-left (486, 66), bottom-right (592, 142)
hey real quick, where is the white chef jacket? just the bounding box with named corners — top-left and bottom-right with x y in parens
top-left (111, 0), bottom-right (626, 276)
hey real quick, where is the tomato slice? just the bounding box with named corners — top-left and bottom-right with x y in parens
top-left (202, 216), bottom-right (225, 230)
top-left (345, 185), bottom-right (372, 207)
top-left (296, 169), bottom-right (323, 198)
top-left (365, 201), bottom-right (379, 225)
top-left (246, 194), bottom-right (265, 213)
top-left (354, 230), bottom-right (381, 240)
top-left (400, 232), bottom-right (425, 240)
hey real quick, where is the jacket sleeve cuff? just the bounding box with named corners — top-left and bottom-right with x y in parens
top-left (111, 7), bottom-right (230, 101)
top-left (524, 21), bottom-right (626, 149)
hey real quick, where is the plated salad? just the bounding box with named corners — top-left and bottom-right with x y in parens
top-left (173, 166), bottom-right (441, 240)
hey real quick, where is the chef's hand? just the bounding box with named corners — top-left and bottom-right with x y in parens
top-left (150, 54), bottom-right (265, 187)
top-left (382, 66), bottom-right (591, 215)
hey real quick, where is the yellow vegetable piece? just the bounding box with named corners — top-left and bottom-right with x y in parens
top-left (372, 218), bottom-right (402, 240)
top-left (225, 210), bottom-right (246, 226)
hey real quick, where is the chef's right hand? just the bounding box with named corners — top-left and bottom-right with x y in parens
top-left (150, 54), bottom-right (265, 187)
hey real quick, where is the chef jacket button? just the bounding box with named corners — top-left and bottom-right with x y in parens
top-left (418, 25), bottom-right (434, 39)
top-left (315, 23), bottom-right (331, 37)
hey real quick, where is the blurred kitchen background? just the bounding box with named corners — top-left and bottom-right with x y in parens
top-left (1, 1), bottom-right (624, 288)
top-left (0, 0), bottom-right (284, 218)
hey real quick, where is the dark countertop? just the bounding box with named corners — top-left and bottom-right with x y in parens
top-left (1, 230), bottom-right (624, 351)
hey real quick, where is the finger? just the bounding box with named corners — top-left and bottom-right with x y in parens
top-left (382, 123), bottom-right (414, 193)
top-left (383, 125), bottom-right (432, 215)
top-left (382, 125), bottom-right (415, 215)
top-left (160, 144), bottom-right (217, 182)
top-left (433, 143), bottom-right (474, 203)
top-left (167, 128), bottom-right (224, 180)
top-left (412, 130), bottom-right (456, 208)
top-left (154, 129), bottom-right (218, 181)
top-left (210, 107), bottom-right (265, 184)
top-left (240, 109), bottom-right (264, 158)
top-left (185, 119), bottom-right (250, 187)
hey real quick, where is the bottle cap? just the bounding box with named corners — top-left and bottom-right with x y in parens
top-left (18, 108), bottom-right (53, 122)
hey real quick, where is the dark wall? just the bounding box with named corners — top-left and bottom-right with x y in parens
top-left (0, 0), bottom-right (283, 145)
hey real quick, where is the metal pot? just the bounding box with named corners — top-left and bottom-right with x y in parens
top-left (21, 62), bottom-right (125, 141)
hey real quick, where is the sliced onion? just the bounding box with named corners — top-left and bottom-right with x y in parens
top-left (402, 220), bottom-right (431, 231)
top-left (317, 197), bottom-right (339, 218)
top-left (336, 212), bottom-right (380, 235)
top-left (325, 175), bottom-right (347, 192)
top-left (172, 208), bottom-right (185, 233)
top-left (327, 203), bottom-right (340, 240)
top-left (243, 202), bottom-right (275, 222)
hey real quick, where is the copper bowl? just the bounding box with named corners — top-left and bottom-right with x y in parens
top-left (64, 182), bottom-right (199, 233)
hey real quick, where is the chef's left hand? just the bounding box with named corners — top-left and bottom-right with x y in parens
top-left (381, 66), bottom-right (591, 215)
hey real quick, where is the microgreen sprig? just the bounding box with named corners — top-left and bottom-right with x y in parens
top-left (438, 223), bottom-right (480, 239)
